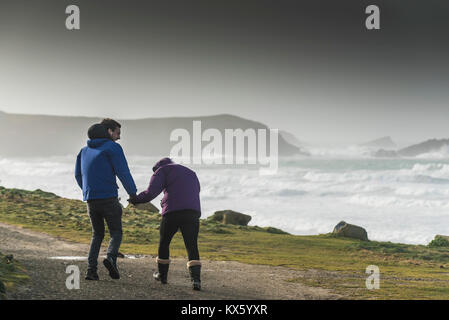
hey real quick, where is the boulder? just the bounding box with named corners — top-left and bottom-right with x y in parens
top-left (208, 210), bottom-right (252, 226)
top-left (128, 202), bottom-right (159, 213)
top-left (333, 221), bottom-right (368, 241)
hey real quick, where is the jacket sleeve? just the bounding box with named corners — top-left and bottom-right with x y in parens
top-left (196, 173), bottom-right (201, 192)
top-left (134, 170), bottom-right (166, 203)
top-left (109, 143), bottom-right (137, 195)
top-left (75, 150), bottom-right (83, 189)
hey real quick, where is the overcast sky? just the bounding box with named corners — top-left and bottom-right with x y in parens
top-left (0, 0), bottom-right (448, 144)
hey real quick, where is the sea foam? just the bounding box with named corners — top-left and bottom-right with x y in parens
top-left (2, 154), bottom-right (449, 245)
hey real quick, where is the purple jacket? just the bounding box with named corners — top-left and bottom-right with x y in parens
top-left (135, 158), bottom-right (201, 216)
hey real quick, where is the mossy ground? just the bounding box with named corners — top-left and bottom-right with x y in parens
top-left (0, 252), bottom-right (29, 300)
top-left (1, 186), bottom-right (449, 299)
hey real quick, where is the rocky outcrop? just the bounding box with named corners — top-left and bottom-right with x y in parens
top-left (333, 221), bottom-right (368, 241)
top-left (361, 136), bottom-right (397, 149)
top-left (397, 139), bottom-right (449, 157)
top-left (0, 111), bottom-right (302, 157)
top-left (279, 130), bottom-right (311, 156)
top-left (375, 138), bottom-right (449, 158)
top-left (208, 210), bottom-right (252, 226)
top-left (128, 202), bottom-right (159, 213)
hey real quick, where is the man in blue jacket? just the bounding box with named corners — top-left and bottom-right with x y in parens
top-left (75, 121), bottom-right (137, 281)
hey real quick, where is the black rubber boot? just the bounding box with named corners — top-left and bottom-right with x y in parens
top-left (188, 265), bottom-right (201, 291)
top-left (85, 268), bottom-right (99, 280)
top-left (153, 263), bottom-right (169, 284)
top-left (103, 257), bottom-right (120, 279)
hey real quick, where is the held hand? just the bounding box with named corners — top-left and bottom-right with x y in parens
top-left (127, 194), bottom-right (138, 205)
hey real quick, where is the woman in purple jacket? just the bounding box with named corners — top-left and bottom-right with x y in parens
top-left (128, 158), bottom-right (202, 290)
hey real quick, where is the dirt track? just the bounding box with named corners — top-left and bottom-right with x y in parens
top-left (0, 222), bottom-right (342, 300)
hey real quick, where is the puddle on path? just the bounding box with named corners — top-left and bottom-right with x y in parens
top-left (48, 255), bottom-right (146, 261)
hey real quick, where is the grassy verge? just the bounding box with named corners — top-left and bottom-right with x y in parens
top-left (1, 186), bottom-right (449, 299)
top-left (0, 252), bottom-right (29, 300)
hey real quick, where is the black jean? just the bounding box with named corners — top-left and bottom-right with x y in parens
top-left (159, 209), bottom-right (201, 261)
top-left (87, 197), bottom-right (122, 271)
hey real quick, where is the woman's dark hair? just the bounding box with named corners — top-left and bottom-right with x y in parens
top-left (101, 118), bottom-right (121, 132)
top-left (87, 123), bottom-right (110, 139)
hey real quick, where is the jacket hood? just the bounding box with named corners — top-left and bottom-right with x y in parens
top-left (153, 157), bottom-right (174, 172)
top-left (88, 123), bottom-right (110, 140)
top-left (87, 138), bottom-right (110, 148)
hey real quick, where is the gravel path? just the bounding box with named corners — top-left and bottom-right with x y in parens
top-left (0, 222), bottom-right (342, 300)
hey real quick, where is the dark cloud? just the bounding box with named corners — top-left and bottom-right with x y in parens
top-left (0, 1), bottom-right (448, 143)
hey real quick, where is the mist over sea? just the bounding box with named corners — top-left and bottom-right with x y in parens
top-left (2, 146), bottom-right (449, 245)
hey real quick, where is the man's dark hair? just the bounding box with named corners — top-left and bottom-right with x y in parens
top-left (88, 123), bottom-right (110, 140)
top-left (101, 118), bottom-right (121, 131)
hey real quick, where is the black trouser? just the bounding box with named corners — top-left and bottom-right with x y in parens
top-left (158, 209), bottom-right (200, 261)
top-left (86, 197), bottom-right (122, 271)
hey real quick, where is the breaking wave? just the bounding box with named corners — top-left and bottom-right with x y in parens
top-left (2, 154), bottom-right (449, 245)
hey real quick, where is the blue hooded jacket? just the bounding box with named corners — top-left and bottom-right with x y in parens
top-left (75, 138), bottom-right (137, 201)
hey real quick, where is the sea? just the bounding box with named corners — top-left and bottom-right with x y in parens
top-left (1, 145), bottom-right (449, 245)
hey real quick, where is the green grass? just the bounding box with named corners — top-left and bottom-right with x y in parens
top-left (428, 235), bottom-right (449, 248)
top-left (1, 186), bottom-right (449, 299)
top-left (0, 252), bottom-right (29, 300)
